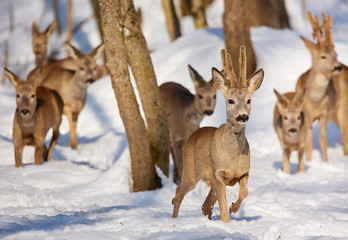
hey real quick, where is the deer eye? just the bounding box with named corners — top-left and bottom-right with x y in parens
top-left (16, 94), bottom-right (20, 98)
top-left (284, 116), bottom-right (288, 120)
top-left (247, 99), bottom-right (251, 104)
top-left (31, 94), bottom-right (35, 98)
top-left (228, 99), bottom-right (234, 104)
top-left (297, 115), bottom-right (301, 120)
top-left (79, 67), bottom-right (85, 71)
top-left (198, 94), bottom-right (203, 99)
top-left (213, 95), bottom-right (216, 99)
top-left (321, 55), bottom-right (327, 59)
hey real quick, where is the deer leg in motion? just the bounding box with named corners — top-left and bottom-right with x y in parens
top-left (318, 116), bottom-right (329, 162)
top-left (172, 139), bottom-right (184, 184)
top-left (283, 148), bottom-right (291, 174)
top-left (230, 175), bottom-right (249, 214)
top-left (202, 186), bottom-right (218, 220)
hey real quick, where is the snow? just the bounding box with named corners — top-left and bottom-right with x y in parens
top-left (0, 0), bottom-right (348, 239)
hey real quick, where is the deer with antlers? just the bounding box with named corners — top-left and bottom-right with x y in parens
top-left (159, 65), bottom-right (217, 184)
top-left (295, 11), bottom-right (341, 162)
top-left (5, 68), bottom-right (63, 167)
top-left (273, 90), bottom-right (306, 174)
top-left (172, 46), bottom-right (264, 222)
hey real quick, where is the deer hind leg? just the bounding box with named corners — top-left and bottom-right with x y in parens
top-left (282, 148), bottom-right (291, 174)
top-left (46, 126), bottom-right (60, 161)
top-left (172, 139), bottom-right (184, 184)
top-left (306, 125), bottom-right (313, 161)
top-left (202, 186), bottom-right (218, 220)
top-left (318, 116), bottom-right (328, 162)
top-left (65, 105), bottom-right (78, 149)
top-left (230, 175), bottom-right (249, 215)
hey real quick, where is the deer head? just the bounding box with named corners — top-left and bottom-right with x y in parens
top-left (31, 21), bottom-right (57, 66)
top-left (274, 90), bottom-right (305, 138)
top-left (302, 11), bottom-right (341, 77)
top-left (4, 68), bottom-right (41, 120)
top-left (212, 46), bottom-right (264, 130)
top-left (188, 64), bottom-right (217, 116)
top-left (65, 43), bottom-right (105, 85)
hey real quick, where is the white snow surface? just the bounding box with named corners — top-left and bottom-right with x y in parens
top-left (0, 0), bottom-right (348, 239)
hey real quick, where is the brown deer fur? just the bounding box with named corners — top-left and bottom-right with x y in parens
top-left (159, 65), bottom-right (217, 184)
top-left (172, 46), bottom-right (264, 222)
top-left (5, 68), bottom-right (63, 167)
top-left (273, 90), bottom-right (306, 174)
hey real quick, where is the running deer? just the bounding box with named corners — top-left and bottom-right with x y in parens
top-left (172, 46), bottom-right (264, 222)
top-left (273, 89), bottom-right (306, 174)
top-left (35, 43), bottom-right (104, 149)
top-left (295, 11), bottom-right (341, 162)
top-left (159, 65), bottom-right (217, 184)
top-left (31, 21), bottom-right (57, 67)
top-left (5, 68), bottom-right (63, 167)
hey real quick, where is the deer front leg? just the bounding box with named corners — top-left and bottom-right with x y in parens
top-left (14, 143), bottom-right (24, 167)
top-left (230, 175), bottom-right (248, 215)
top-left (65, 105), bottom-right (78, 149)
top-left (202, 186), bottom-right (218, 220)
top-left (318, 116), bottom-right (328, 162)
top-left (34, 142), bottom-right (46, 165)
top-left (46, 126), bottom-right (60, 161)
top-left (215, 181), bottom-right (229, 222)
top-left (306, 125), bottom-right (313, 161)
top-left (282, 148), bottom-right (291, 174)
top-left (298, 146), bottom-right (305, 173)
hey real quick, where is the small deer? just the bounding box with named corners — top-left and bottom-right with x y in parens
top-left (34, 43), bottom-right (104, 149)
top-left (295, 11), bottom-right (341, 162)
top-left (31, 21), bottom-right (57, 67)
top-left (5, 67), bottom-right (63, 167)
top-left (273, 89), bottom-right (306, 174)
top-left (172, 46), bottom-right (264, 222)
top-left (159, 65), bottom-right (217, 184)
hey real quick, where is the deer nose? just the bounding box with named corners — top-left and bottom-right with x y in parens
top-left (289, 128), bottom-right (297, 133)
top-left (236, 114), bottom-right (249, 123)
top-left (204, 110), bottom-right (214, 116)
top-left (21, 109), bottom-right (30, 115)
top-left (86, 78), bottom-right (95, 84)
top-left (334, 65), bottom-right (342, 73)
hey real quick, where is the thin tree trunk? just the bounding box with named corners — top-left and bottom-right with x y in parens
top-left (90, 0), bottom-right (103, 40)
top-left (162, 0), bottom-right (181, 41)
top-left (122, 0), bottom-right (171, 177)
top-left (66, 0), bottom-right (73, 43)
top-left (99, 0), bottom-right (161, 192)
top-left (191, 0), bottom-right (208, 29)
top-left (223, 0), bottom-right (256, 77)
top-left (53, 0), bottom-right (62, 35)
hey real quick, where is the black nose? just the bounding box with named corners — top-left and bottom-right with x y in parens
top-left (236, 114), bottom-right (249, 123)
top-left (289, 128), bottom-right (297, 133)
top-left (334, 66), bottom-right (342, 73)
top-left (21, 109), bottom-right (29, 115)
top-left (86, 78), bottom-right (95, 84)
top-left (204, 110), bottom-right (213, 116)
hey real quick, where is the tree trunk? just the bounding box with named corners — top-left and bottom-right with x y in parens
top-left (99, 0), bottom-right (161, 192)
top-left (162, 0), bottom-right (181, 41)
top-left (66, 0), bottom-right (73, 43)
top-left (248, 0), bottom-right (290, 29)
top-left (191, 0), bottom-right (208, 29)
top-left (122, 0), bottom-right (171, 177)
top-left (53, 0), bottom-right (62, 35)
top-left (223, 0), bottom-right (256, 77)
top-left (90, 0), bottom-right (103, 40)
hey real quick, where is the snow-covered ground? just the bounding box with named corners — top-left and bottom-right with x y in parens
top-left (0, 0), bottom-right (348, 239)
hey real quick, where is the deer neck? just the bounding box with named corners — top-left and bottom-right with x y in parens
top-left (185, 98), bottom-right (204, 125)
top-left (222, 119), bottom-right (248, 155)
top-left (306, 71), bottom-right (331, 103)
top-left (17, 109), bottom-right (38, 135)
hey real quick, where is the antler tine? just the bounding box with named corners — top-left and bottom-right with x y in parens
top-left (239, 45), bottom-right (247, 87)
top-left (220, 49), bottom-right (237, 87)
top-left (321, 12), bottom-right (334, 46)
top-left (307, 10), bottom-right (321, 41)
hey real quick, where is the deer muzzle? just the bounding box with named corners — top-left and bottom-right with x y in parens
top-left (236, 114), bottom-right (249, 123)
top-left (20, 109), bottom-right (30, 116)
top-left (204, 110), bottom-right (214, 116)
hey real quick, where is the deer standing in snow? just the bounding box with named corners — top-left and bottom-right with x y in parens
top-left (273, 90), bottom-right (306, 174)
top-left (172, 46), bottom-right (264, 222)
top-left (5, 68), bottom-right (63, 167)
top-left (31, 43), bottom-right (104, 149)
top-left (295, 11), bottom-right (341, 162)
top-left (159, 65), bottom-right (217, 184)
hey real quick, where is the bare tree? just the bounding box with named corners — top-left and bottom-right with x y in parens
top-left (162, 0), bottom-right (181, 41)
top-left (223, 0), bottom-right (256, 77)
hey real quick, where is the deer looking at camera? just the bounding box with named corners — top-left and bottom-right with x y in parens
top-left (5, 68), bottom-right (63, 167)
top-left (159, 65), bottom-right (217, 184)
top-left (295, 11), bottom-right (341, 162)
top-left (273, 90), bottom-right (306, 174)
top-left (172, 46), bottom-right (264, 222)
top-left (32, 43), bottom-right (104, 149)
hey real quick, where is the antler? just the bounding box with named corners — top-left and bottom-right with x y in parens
top-left (321, 12), bottom-right (333, 46)
top-left (307, 10), bottom-right (334, 47)
top-left (221, 46), bottom-right (248, 88)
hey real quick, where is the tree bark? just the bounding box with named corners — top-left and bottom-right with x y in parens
top-left (162, 0), bottom-right (181, 41)
top-left (122, 0), bottom-right (171, 177)
top-left (248, 0), bottom-right (290, 29)
top-left (223, 0), bottom-right (256, 77)
top-left (99, 0), bottom-right (161, 192)
top-left (191, 0), bottom-right (208, 29)
top-left (66, 0), bottom-right (73, 43)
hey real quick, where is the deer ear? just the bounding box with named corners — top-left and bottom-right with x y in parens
top-left (31, 22), bottom-right (40, 36)
top-left (274, 89), bottom-right (289, 111)
top-left (248, 68), bottom-right (264, 93)
top-left (45, 21), bottom-right (57, 38)
top-left (65, 43), bottom-right (84, 61)
top-left (212, 67), bottom-right (229, 92)
top-left (4, 68), bottom-right (21, 88)
top-left (27, 67), bottom-right (42, 87)
top-left (90, 43), bottom-right (104, 61)
top-left (188, 64), bottom-right (204, 89)
top-left (300, 36), bottom-right (318, 53)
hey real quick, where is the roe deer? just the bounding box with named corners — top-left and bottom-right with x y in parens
top-left (172, 46), bottom-right (264, 222)
top-left (31, 21), bottom-right (57, 67)
top-left (273, 89), bottom-right (306, 174)
top-left (295, 11), bottom-right (341, 162)
top-left (159, 65), bottom-right (217, 184)
top-left (5, 68), bottom-right (63, 167)
top-left (36, 43), bottom-right (104, 149)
